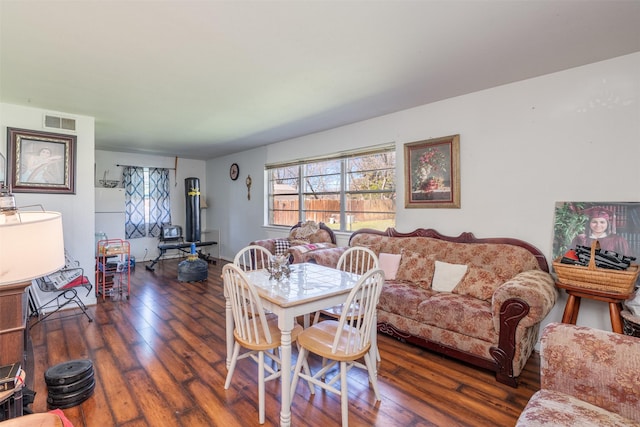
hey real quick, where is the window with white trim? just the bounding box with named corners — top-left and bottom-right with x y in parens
top-left (267, 146), bottom-right (396, 231)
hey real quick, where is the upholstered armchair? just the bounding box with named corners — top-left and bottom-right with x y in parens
top-left (250, 221), bottom-right (337, 264)
top-left (516, 322), bottom-right (640, 426)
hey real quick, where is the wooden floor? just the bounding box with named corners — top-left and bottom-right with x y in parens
top-left (26, 258), bottom-right (540, 427)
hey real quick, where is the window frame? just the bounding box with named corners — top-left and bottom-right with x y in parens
top-left (266, 145), bottom-right (396, 232)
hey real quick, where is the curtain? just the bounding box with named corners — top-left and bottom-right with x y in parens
top-left (148, 168), bottom-right (171, 237)
top-left (123, 166), bottom-right (145, 239)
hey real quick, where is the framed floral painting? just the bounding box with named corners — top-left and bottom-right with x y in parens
top-left (404, 134), bottom-right (460, 208)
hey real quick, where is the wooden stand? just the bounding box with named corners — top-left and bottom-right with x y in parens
top-left (0, 282), bottom-right (29, 367)
top-left (556, 281), bottom-right (635, 334)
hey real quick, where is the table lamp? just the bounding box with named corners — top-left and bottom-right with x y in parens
top-left (0, 191), bottom-right (65, 367)
top-left (0, 209), bottom-right (65, 287)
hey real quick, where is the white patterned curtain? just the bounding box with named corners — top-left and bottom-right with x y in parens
top-left (123, 167), bottom-right (145, 239)
top-left (148, 168), bottom-right (171, 237)
top-left (124, 166), bottom-right (172, 239)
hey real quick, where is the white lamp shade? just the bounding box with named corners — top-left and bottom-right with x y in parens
top-left (0, 211), bottom-right (65, 286)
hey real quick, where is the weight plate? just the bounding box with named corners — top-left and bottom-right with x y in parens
top-left (47, 379), bottom-right (95, 409)
top-left (47, 370), bottom-right (95, 395)
top-left (45, 359), bottom-right (94, 386)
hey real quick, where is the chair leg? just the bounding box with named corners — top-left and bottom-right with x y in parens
top-left (290, 347), bottom-right (305, 405)
top-left (340, 361), bottom-right (349, 427)
top-left (258, 350), bottom-right (265, 424)
top-left (363, 351), bottom-right (380, 401)
top-left (224, 343), bottom-right (241, 389)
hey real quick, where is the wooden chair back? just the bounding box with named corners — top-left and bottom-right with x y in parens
top-left (337, 246), bottom-right (379, 275)
top-left (234, 245), bottom-right (272, 271)
top-left (331, 268), bottom-right (385, 355)
top-left (222, 263), bottom-right (272, 346)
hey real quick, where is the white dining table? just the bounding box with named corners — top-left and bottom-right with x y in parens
top-left (224, 262), bottom-right (361, 427)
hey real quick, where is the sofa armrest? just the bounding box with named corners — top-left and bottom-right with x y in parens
top-left (492, 270), bottom-right (557, 330)
top-left (287, 243), bottom-right (338, 264)
top-left (304, 246), bottom-right (347, 268)
top-left (540, 322), bottom-right (640, 422)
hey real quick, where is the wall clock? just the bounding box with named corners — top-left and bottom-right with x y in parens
top-left (229, 163), bottom-right (239, 181)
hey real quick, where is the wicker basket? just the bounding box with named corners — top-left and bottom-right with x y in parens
top-left (553, 240), bottom-right (639, 294)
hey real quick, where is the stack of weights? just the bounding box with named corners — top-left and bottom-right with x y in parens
top-left (178, 243), bottom-right (208, 282)
top-left (45, 359), bottom-right (95, 409)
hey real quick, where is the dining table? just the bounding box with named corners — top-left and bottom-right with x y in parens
top-left (224, 262), bottom-right (362, 427)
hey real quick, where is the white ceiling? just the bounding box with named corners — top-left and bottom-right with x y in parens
top-left (1, 1), bottom-right (639, 159)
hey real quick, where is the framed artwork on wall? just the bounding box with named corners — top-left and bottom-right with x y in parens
top-left (553, 201), bottom-right (640, 261)
top-left (404, 134), bottom-right (460, 208)
top-left (7, 127), bottom-right (76, 194)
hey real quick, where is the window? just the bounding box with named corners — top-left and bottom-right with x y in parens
top-left (267, 146), bottom-right (395, 231)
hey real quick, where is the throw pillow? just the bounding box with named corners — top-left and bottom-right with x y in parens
top-left (379, 252), bottom-right (401, 280)
top-left (274, 238), bottom-right (290, 256)
top-left (396, 251), bottom-right (436, 287)
top-left (431, 261), bottom-right (468, 293)
top-left (453, 266), bottom-right (503, 301)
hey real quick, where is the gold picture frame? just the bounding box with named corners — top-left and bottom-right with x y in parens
top-left (7, 127), bottom-right (76, 194)
top-left (404, 134), bottom-right (460, 208)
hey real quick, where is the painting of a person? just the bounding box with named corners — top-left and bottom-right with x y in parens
top-left (21, 146), bottom-right (64, 184)
top-left (570, 206), bottom-right (631, 256)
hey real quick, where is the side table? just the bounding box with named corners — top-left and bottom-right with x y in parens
top-left (556, 281), bottom-right (635, 334)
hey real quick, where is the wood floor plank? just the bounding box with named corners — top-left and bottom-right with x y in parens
top-left (25, 257), bottom-right (540, 426)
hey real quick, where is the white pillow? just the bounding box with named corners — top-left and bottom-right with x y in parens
top-left (432, 261), bottom-right (468, 292)
top-left (378, 252), bottom-right (401, 280)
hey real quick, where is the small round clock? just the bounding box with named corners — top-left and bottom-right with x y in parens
top-left (229, 163), bottom-right (239, 181)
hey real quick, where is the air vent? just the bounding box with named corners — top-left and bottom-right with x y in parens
top-left (44, 114), bottom-right (76, 132)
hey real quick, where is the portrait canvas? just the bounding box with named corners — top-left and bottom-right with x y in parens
top-left (552, 201), bottom-right (640, 261)
top-left (7, 127), bottom-right (76, 194)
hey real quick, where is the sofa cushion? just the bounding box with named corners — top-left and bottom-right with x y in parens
top-left (378, 281), bottom-right (434, 320)
top-left (396, 251), bottom-right (435, 288)
top-left (379, 253), bottom-right (401, 280)
top-left (516, 389), bottom-right (640, 427)
top-left (432, 261), bottom-right (468, 292)
top-left (453, 266), bottom-right (503, 301)
top-left (415, 293), bottom-right (496, 343)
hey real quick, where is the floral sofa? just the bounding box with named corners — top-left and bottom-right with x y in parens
top-left (516, 322), bottom-right (640, 426)
top-left (307, 228), bottom-right (557, 386)
top-left (250, 221), bottom-right (337, 265)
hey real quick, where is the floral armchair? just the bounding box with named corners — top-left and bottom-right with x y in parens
top-left (516, 322), bottom-right (640, 426)
top-left (250, 221), bottom-right (337, 264)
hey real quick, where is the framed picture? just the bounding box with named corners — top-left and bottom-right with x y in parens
top-left (7, 127), bottom-right (76, 194)
top-left (404, 134), bottom-right (460, 208)
top-left (552, 201), bottom-right (640, 261)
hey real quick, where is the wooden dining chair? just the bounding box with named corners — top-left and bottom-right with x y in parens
top-left (291, 268), bottom-right (385, 427)
top-left (234, 244), bottom-right (272, 271)
top-left (312, 246), bottom-right (379, 324)
top-left (223, 263), bottom-right (304, 424)
top-left (312, 246), bottom-right (381, 361)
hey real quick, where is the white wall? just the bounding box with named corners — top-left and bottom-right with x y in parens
top-left (207, 52), bottom-right (640, 333)
top-left (1, 103), bottom-right (97, 308)
top-left (95, 150), bottom-right (207, 262)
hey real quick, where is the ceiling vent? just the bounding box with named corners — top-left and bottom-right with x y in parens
top-left (43, 114), bottom-right (77, 132)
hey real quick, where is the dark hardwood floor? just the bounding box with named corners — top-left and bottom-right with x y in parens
top-left (26, 258), bottom-right (540, 427)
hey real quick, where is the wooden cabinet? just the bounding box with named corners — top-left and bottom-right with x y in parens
top-left (0, 282), bottom-right (29, 367)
